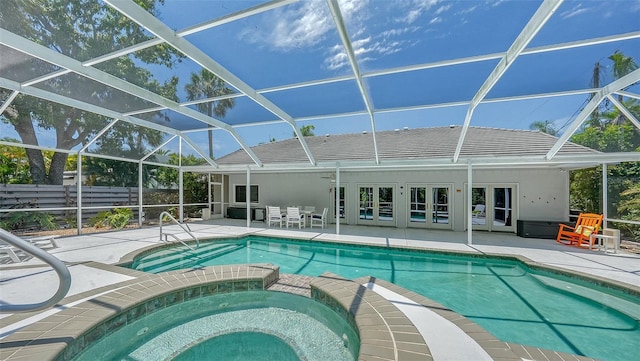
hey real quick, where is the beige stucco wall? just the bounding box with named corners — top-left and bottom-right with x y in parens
top-left (225, 167), bottom-right (569, 233)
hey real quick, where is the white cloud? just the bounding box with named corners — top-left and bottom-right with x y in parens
top-left (559, 4), bottom-right (591, 19)
top-left (240, 0), bottom-right (334, 50)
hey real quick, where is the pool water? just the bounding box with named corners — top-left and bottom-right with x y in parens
top-left (132, 236), bottom-right (640, 361)
top-left (72, 291), bottom-right (358, 361)
top-left (173, 332), bottom-right (300, 361)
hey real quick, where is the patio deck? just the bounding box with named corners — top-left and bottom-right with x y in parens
top-left (1, 219), bottom-right (639, 361)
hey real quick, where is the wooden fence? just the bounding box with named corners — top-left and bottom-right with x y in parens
top-left (0, 184), bottom-right (140, 223)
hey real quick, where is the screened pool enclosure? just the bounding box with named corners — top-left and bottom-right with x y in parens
top-left (1, 0), bottom-right (639, 237)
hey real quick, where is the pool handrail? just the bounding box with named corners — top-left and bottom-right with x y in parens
top-left (0, 228), bottom-right (71, 313)
top-left (159, 212), bottom-right (199, 250)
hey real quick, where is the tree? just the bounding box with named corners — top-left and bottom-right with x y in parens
top-left (185, 69), bottom-right (235, 159)
top-left (0, 140), bottom-right (31, 184)
top-left (0, 0), bottom-right (181, 184)
top-left (568, 51), bottom-right (640, 223)
top-left (296, 125), bottom-right (315, 137)
top-left (82, 122), bottom-right (168, 187)
top-left (154, 154), bottom-right (209, 205)
top-left (608, 51), bottom-right (638, 124)
top-left (529, 120), bottom-right (558, 136)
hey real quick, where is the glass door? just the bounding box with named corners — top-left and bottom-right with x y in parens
top-left (491, 187), bottom-right (514, 231)
top-left (331, 184), bottom-right (346, 223)
top-left (408, 184), bottom-right (452, 229)
top-left (409, 186), bottom-right (427, 225)
top-left (470, 187), bottom-right (488, 230)
top-left (468, 185), bottom-right (516, 232)
top-left (358, 184), bottom-right (395, 226)
top-left (430, 185), bottom-right (452, 229)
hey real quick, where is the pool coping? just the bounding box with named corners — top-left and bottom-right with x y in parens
top-left (0, 264), bottom-right (280, 361)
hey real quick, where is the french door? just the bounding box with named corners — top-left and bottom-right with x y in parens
top-left (408, 184), bottom-right (453, 229)
top-left (468, 184), bottom-right (516, 232)
top-left (330, 184), bottom-right (346, 223)
top-left (357, 184), bottom-right (396, 226)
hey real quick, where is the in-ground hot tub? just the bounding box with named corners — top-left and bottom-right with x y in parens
top-left (71, 290), bottom-right (359, 361)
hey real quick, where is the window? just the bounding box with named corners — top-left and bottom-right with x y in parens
top-left (235, 185), bottom-right (259, 203)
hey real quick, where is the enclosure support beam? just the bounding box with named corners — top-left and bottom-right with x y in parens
top-left (336, 163), bottom-right (340, 236)
top-left (179, 139), bottom-right (184, 222)
top-left (602, 163), bottom-right (608, 229)
top-left (467, 162), bottom-right (473, 245)
top-left (139, 160), bottom-right (144, 226)
top-left (77, 153), bottom-right (83, 235)
top-left (246, 166), bottom-right (251, 228)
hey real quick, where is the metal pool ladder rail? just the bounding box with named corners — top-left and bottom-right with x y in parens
top-left (159, 212), bottom-right (200, 250)
top-left (0, 228), bottom-right (71, 313)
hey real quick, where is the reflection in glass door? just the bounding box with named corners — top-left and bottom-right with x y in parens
top-left (409, 187), bottom-right (426, 224)
top-left (431, 186), bottom-right (450, 227)
top-left (471, 187), bottom-right (487, 229)
top-left (492, 187), bottom-right (513, 230)
top-left (359, 186), bottom-right (374, 220)
top-left (358, 185), bottom-right (395, 225)
top-left (331, 185), bottom-right (346, 222)
top-left (378, 186), bottom-right (394, 222)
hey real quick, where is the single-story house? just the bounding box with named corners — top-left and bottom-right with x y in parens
top-left (204, 126), bottom-right (605, 235)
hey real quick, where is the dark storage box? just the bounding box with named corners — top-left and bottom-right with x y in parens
top-left (516, 220), bottom-right (567, 239)
top-left (227, 206), bottom-right (265, 221)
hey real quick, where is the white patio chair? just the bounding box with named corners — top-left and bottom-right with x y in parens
top-left (0, 244), bottom-right (21, 263)
top-left (24, 235), bottom-right (59, 249)
top-left (472, 204), bottom-right (485, 218)
top-left (286, 207), bottom-right (305, 229)
top-left (267, 206), bottom-right (284, 227)
top-left (310, 207), bottom-right (328, 229)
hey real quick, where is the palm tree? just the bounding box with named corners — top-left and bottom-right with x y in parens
top-left (607, 51), bottom-right (638, 124)
top-left (185, 70), bottom-right (235, 158)
top-left (529, 120), bottom-right (558, 136)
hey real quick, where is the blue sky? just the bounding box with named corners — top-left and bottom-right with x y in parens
top-left (2, 0), bottom-right (639, 160)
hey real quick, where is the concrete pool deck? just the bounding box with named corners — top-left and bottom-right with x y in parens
top-left (1, 219), bottom-right (639, 360)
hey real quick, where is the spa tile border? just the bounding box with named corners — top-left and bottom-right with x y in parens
top-left (311, 272), bottom-right (433, 361)
top-left (0, 264), bottom-right (279, 361)
top-left (354, 277), bottom-right (598, 361)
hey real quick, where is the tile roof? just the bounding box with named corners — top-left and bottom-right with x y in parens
top-left (216, 126), bottom-right (598, 166)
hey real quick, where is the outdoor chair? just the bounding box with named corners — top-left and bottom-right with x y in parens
top-left (0, 244), bottom-right (21, 263)
top-left (310, 207), bottom-right (328, 229)
top-left (286, 207), bottom-right (305, 229)
top-left (24, 235), bottom-right (59, 249)
top-left (472, 204), bottom-right (485, 218)
top-left (556, 213), bottom-right (603, 247)
top-left (267, 206), bottom-right (284, 227)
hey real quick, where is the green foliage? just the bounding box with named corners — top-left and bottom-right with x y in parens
top-left (154, 154), bottom-right (209, 204)
top-left (0, 212), bottom-right (58, 231)
top-left (108, 208), bottom-right (133, 230)
top-left (0, 140), bottom-right (31, 184)
top-left (296, 125), bottom-right (315, 137)
top-left (529, 120), bottom-right (558, 136)
top-left (88, 211), bottom-right (111, 228)
top-left (0, 0), bottom-right (182, 184)
top-left (88, 209), bottom-right (132, 229)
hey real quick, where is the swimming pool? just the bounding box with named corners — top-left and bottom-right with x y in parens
top-left (72, 290), bottom-right (359, 361)
top-left (130, 236), bottom-right (640, 361)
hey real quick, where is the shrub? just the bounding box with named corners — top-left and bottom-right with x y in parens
top-left (0, 211), bottom-right (58, 231)
top-left (88, 211), bottom-right (111, 228)
top-left (107, 208), bottom-right (132, 229)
